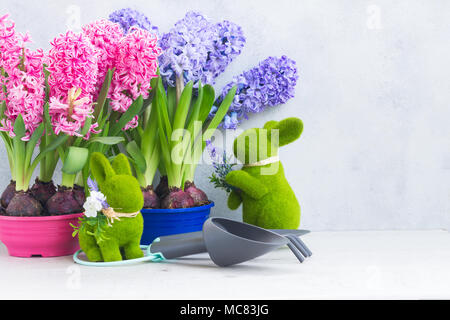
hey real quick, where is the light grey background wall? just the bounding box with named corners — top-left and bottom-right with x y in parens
top-left (1, 0), bottom-right (449, 231)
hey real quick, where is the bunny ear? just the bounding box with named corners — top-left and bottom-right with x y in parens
top-left (264, 120), bottom-right (279, 130)
top-left (111, 154), bottom-right (132, 176)
top-left (90, 152), bottom-right (115, 185)
top-left (268, 117), bottom-right (304, 147)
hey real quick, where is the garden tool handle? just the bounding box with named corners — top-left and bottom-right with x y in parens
top-left (154, 229), bottom-right (309, 242)
top-left (148, 236), bottom-right (207, 260)
top-left (154, 231), bottom-right (202, 242)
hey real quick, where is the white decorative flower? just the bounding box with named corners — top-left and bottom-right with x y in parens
top-left (83, 192), bottom-right (106, 218)
top-left (90, 191), bottom-right (107, 203)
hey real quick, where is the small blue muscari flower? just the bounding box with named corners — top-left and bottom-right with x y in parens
top-left (206, 140), bottom-right (217, 159)
top-left (206, 140), bottom-right (237, 193)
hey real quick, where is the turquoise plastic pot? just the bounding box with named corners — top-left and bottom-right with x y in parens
top-left (140, 202), bottom-right (214, 245)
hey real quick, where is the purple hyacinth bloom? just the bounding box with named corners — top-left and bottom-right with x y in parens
top-left (159, 12), bottom-right (245, 87)
top-left (109, 8), bottom-right (159, 35)
top-left (223, 112), bottom-right (239, 130)
top-left (214, 56), bottom-right (299, 129)
top-left (159, 11), bottom-right (216, 87)
top-left (204, 20), bottom-right (246, 81)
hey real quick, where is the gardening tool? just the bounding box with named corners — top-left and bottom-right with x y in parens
top-left (154, 227), bottom-right (310, 242)
top-left (73, 217), bottom-right (312, 267)
top-left (148, 217), bottom-right (312, 267)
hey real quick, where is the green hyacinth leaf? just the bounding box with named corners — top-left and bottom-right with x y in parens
top-left (110, 96), bottom-right (143, 136)
top-left (13, 114), bottom-right (26, 140)
top-left (87, 136), bottom-right (125, 146)
top-left (204, 86), bottom-right (237, 141)
top-left (126, 140), bottom-right (147, 174)
top-left (62, 146), bottom-right (89, 174)
top-left (197, 84), bottom-right (216, 126)
top-left (94, 68), bottom-right (114, 120)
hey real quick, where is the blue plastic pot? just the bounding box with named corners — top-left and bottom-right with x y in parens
top-left (140, 202), bottom-right (214, 245)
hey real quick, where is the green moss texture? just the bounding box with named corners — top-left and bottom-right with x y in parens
top-left (79, 153), bottom-right (145, 262)
top-left (226, 118), bottom-right (304, 229)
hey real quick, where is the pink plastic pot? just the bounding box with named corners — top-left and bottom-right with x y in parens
top-left (0, 213), bottom-right (83, 258)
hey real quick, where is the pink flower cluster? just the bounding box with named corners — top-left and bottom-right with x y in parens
top-left (1, 15), bottom-right (161, 139)
top-left (46, 31), bottom-right (99, 137)
top-left (0, 14), bottom-right (45, 141)
top-left (82, 20), bottom-right (124, 99)
top-left (82, 21), bottom-right (161, 130)
top-left (109, 27), bottom-right (161, 129)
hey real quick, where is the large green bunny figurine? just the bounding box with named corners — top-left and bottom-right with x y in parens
top-left (78, 153), bottom-right (144, 262)
top-left (226, 117), bottom-right (303, 229)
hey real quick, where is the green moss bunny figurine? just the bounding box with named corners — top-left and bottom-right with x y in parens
top-left (226, 117), bottom-right (303, 229)
top-left (77, 153), bottom-right (144, 262)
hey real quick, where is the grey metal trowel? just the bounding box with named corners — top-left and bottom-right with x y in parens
top-left (148, 218), bottom-right (312, 267)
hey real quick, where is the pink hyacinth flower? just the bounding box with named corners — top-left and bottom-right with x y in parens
top-left (109, 27), bottom-right (161, 129)
top-left (82, 19), bottom-right (124, 99)
top-left (0, 14), bottom-right (45, 141)
top-left (49, 87), bottom-right (97, 139)
top-left (46, 31), bottom-right (99, 137)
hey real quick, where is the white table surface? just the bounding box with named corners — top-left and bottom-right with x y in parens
top-left (1, 230), bottom-right (449, 300)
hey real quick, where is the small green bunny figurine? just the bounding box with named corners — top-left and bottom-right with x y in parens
top-left (226, 117), bottom-right (303, 229)
top-left (78, 153), bottom-right (144, 262)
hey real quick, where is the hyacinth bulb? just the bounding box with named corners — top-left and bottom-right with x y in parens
top-left (142, 186), bottom-right (160, 209)
top-left (184, 181), bottom-right (209, 206)
top-left (161, 188), bottom-right (195, 209)
top-left (6, 191), bottom-right (43, 217)
top-left (30, 178), bottom-right (57, 207)
top-left (73, 185), bottom-right (86, 207)
top-left (46, 186), bottom-right (84, 216)
top-left (1, 181), bottom-right (16, 209)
